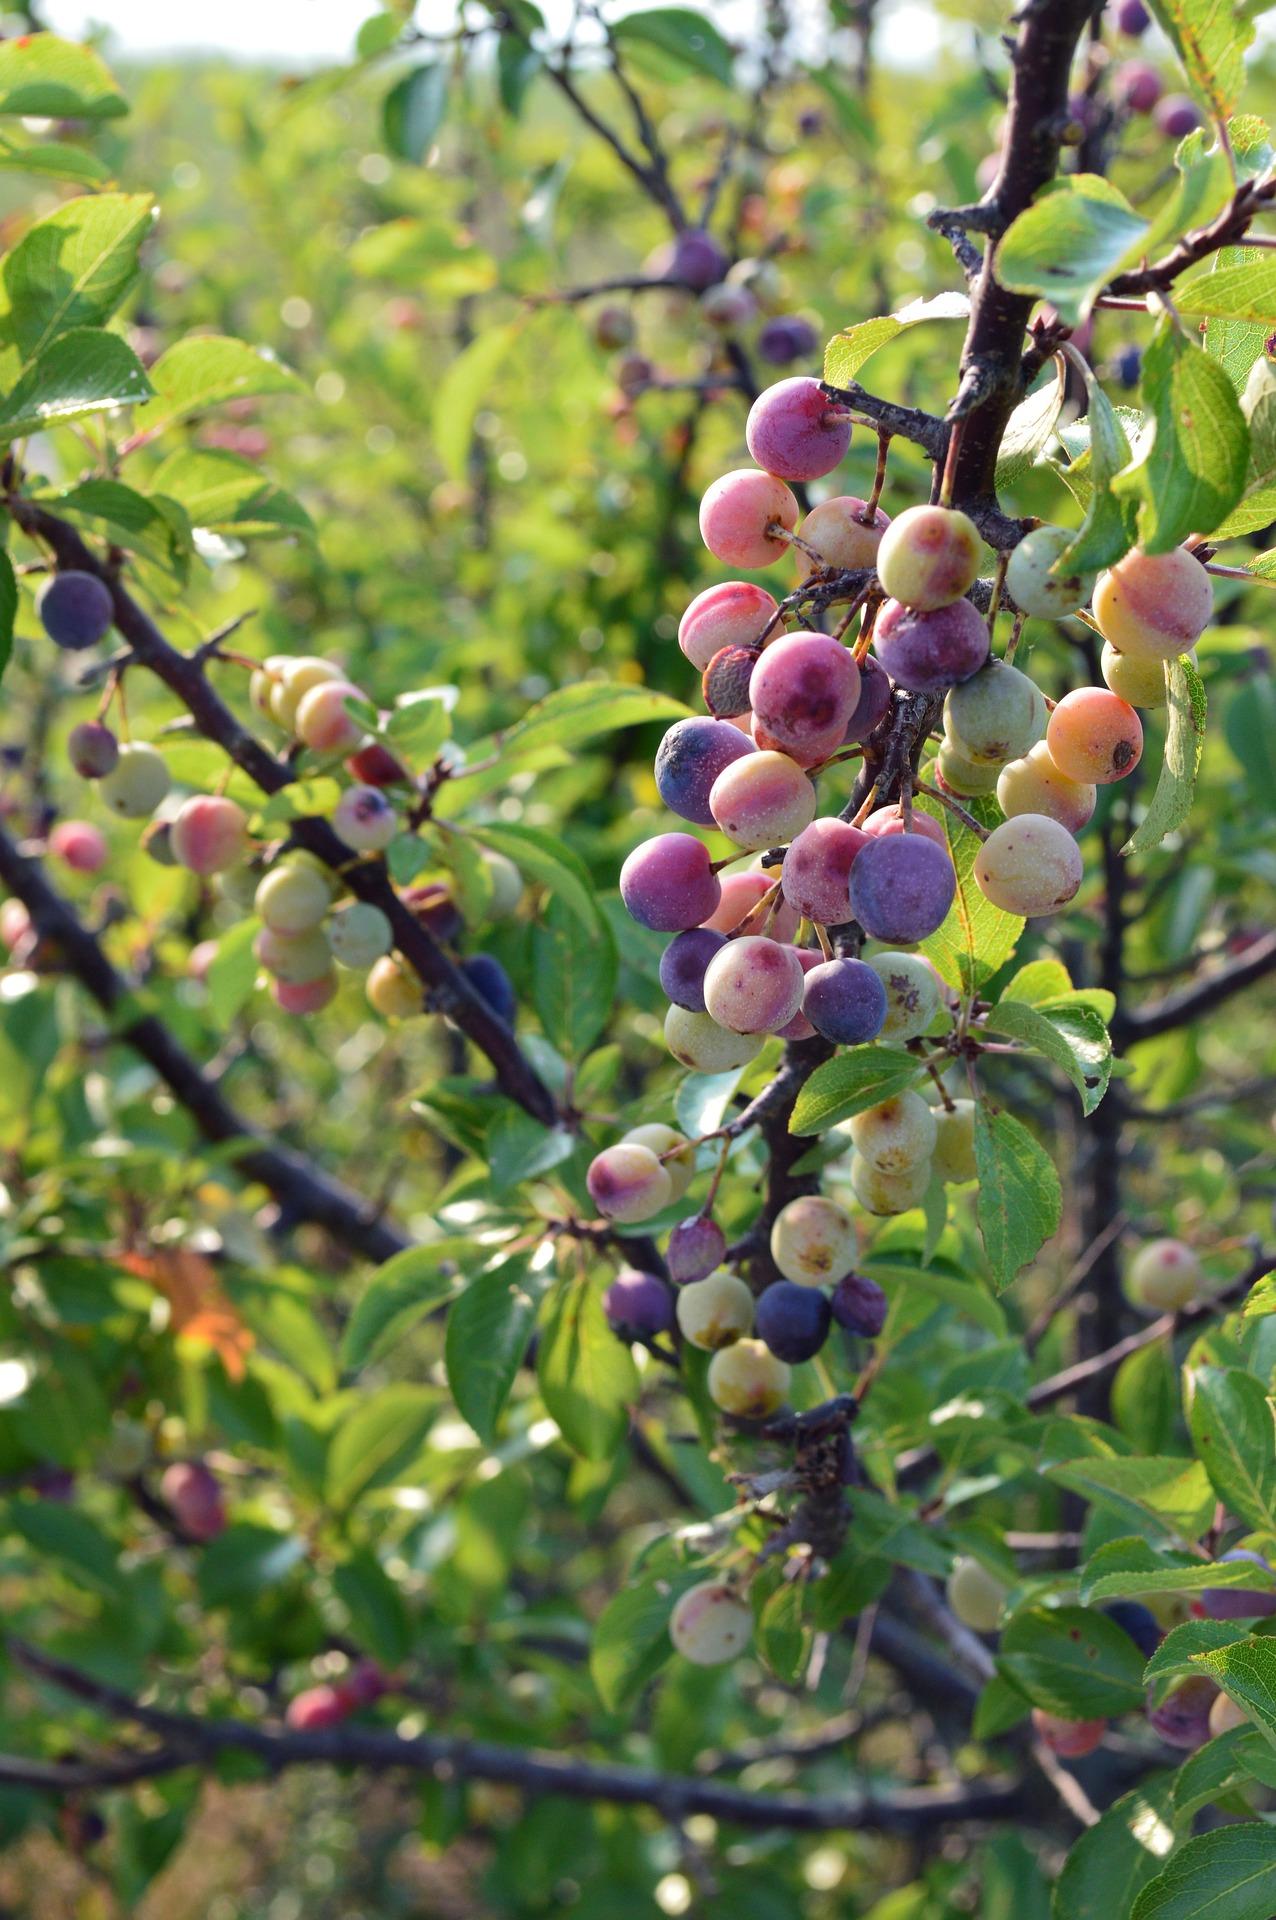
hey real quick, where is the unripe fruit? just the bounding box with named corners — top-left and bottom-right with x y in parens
top-left (621, 833), bottom-right (721, 931)
top-left (98, 742), bottom-right (171, 819)
top-left (669, 1580), bottom-right (752, 1665)
top-left (48, 820), bottom-right (108, 873)
top-left (1101, 640), bottom-right (1175, 708)
top-left (874, 596), bottom-right (989, 693)
top-left (160, 1460), bottom-right (226, 1541)
top-left (1031, 1710), bottom-right (1106, 1758)
top-left (794, 496), bottom-right (890, 580)
top-left (256, 862), bottom-right (331, 935)
top-left (849, 834), bottom-right (957, 944)
top-left (171, 795), bottom-right (250, 875)
top-left (660, 927), bottom-right (727, 1012)
top-left (286, 1684), bottom-right (352, 1732)
top-left (666, 1215), bottom-right (727, 1284)
top-left (295, 680), bottom-right (368, 753)
top-left (249, 655), bottom-right (287, 718)
top-left (272, 971), bottom-right (339, 1014)
top-left (868, 951), bottom-right (942, 1042)
top-left (366, 954), bottom-right (421, 1018)
top-left (1209, 1692), bottom-right (1249, 1738)
top-left (1201, 1549), bottom-right (1276, 1620)
top-left (708, 1337), bottom-right (791, 1417)
top-left (624, 1123), bottom-right (695, 1202)
top-left (1046, 687), bottom-right (1143, 785)
top-left (271, 657), bottom-right (342, 731)
top-left (36, 570), bottom-right (113, 649)
top-left (480, 848), bottom-right (524, 918)
top-left (709, 750), bottom-right (816, 850)
top-left (703, 934), bottom-right (805, 1034)
top-left (328, 903), bottom-right (392, 968)
top-left (1124, 1238), bottom-right (1202, 1312)
top-left (678, 581), bottom-right (779, 671)
top-left (946, 1556), bottom-right (1007, 1633)
top-left (1004, 525), bottom-right (1096, 621)
top-left (851, 1154), bottom-right (930, 1215)
top-left (587, 1143), bottom-right (673, 1223)
top-left (936, 739), bottom-right (1001, 795)
top-left (862, 803), bottom-right (946, 848)
top-left (771, 1194), bottom-right (856, 1286)
top-left (254, 924), bottom-right (333, 984)
top-left (1093, 547), bottom-right (1213, 661)
top-left (944, 659), bottom-right (1047, 765)
top-left (748, 631), bottom-right (860, 761)
top-left (676, 1271), bottom-right (754, 1349)
top-left (655, 717), bottom-right (754, 827)
top-left (781, 817), bottom-right (867, 925)
top-left (755, 1280), bottom-right (832, 1363)
top-left (830, 1272), bottom-right (888, 1336)
top-left (604, 1267), bottom-right (675, 1337)
top-left (0, 900), bottom-right (31, 952)
top-left (141, 819), bottom-right (176, 866)
top-left (803, 956), bottom-right (888, 1044)
top-left (664, 1005), bottom-right (764, 1072)
top-left (849, 1090), bottom-right (938, 1175)
top-left (1147, 1676), bottom-right (1216, 1751)
top-left (997, 740), bottom-right (1096, 834)
top-left (405, 880), bottom-right (463, 944)
top-left (727, 256), bottom-right (784, 310)
top-left (876, 504), bottom-right (982, 611)
top-left (332, 784), bottom-right (399, 853)
top-left (745, 378), bottom-right (852, 483)
top-left (700, 283), bottom-right (758, 331)
top-left (931, 1099), bottom-right (978, 1182)
top-left (67, 720), bottom-right (119, 779)
top-left (974, 814), bottom-right (1085, 918)
top-left (757, 313), bottom-right (818, 364)
top-left (699, 469), bottom-right (800, 569)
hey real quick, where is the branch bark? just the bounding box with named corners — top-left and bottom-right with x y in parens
top-left (1124, 930), bottom-right (1276, 1042)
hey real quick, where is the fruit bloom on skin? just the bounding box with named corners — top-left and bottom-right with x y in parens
top-left (802, 956), bottom-right (887, 1045)
top-left (699, 469), bottom-right (800, 569)
top-left (794, 497), bottom-right (890, 580)
top-left (830, 1273), bottom-right (888, 1336)
top-left (874, 597), bottom-right (990, 693)
top-left (1147, 1676), bottom-right (1217, 1750)
top-left (842, 656), bottom-right (892, 740)
top-left (655, 717), bottom-right (754, 826)
top-left (745, 377), bottom-right (852, 483)
top-left (770, 1194), bottom-right (857, 1286)
top-left (749, 631), bottom-right (859, 763)
top-left (676, 1271), bottom-right (754, 1349)
top-left (974, 814), bottom-right (1085, 917)
top-left (48, 820), bottom-right (108, 873)
top-left (586, 1143), bottom-right (672, 1223)
top-left (170, 796), bottom-right (250, 875)
top-left (781, 817), bottom-right (867, 925)
top-left (709, 750), bottom-right (816, 850)
top-left (703, 935), bottom-right (806, 1034)
top-left (603, 1268), bottom-right (676, 1337)
top-left (36, 570), bottom-right (114, 649)
top-left (620, 834), bottom-right (721, 931)
top-left (875, 504), bottom-right (982, 610)
top-left (755, 1281), bottom-right (832, 1363)
top-left (669, 1581), bottom-right (752, 1665)
top-left (678, 582), bottom-right (779, 670)
top-left (1092, 547), bottom-right (1213, 661)
top-left (666, 1215), bottom-right (727, 1284)
top-left (1031, 1710), bottom-right (1106, 1758)
top-left (707, 1338), bottom-right (791, 1417)
top-left (848, 834), bottom-right (957, 944)
top-left (660, 927), bottom-right (727, 1012)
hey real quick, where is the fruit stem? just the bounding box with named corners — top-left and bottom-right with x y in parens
top-left (913, 777), bottom-right (990, 841)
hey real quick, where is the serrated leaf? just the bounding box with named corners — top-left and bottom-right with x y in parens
top-left (996, 363), bottom-right (1065, 490)
top-left (984, 999), bottom-right (1111, 1115)
top-left (331, 1550), bottom-right (412, 1666)
top-left (1145, 1618), bottom-right (1252, 1685)
top-left (449, 681), bottom-right (691, 797)
top-left (444, 1249), bottom-right (551, 1444)
top-left (1187, 1364), bottom-right (1276, 1532)
top-left (788, 1048), bottom-right (921, 1135)
top-left (538, 1273), bottom-right (638, 1460)
top-left (1055, 366), bottom-right (1140, 574)
top-left (468, 822), bottom-right (602, 934)
top-left (1048, 1456), bottom-right (1216, 1541)
top-left (610, 8), bottom-right (734, 86)
top-left (1176, 256), bottom-right (1276, 324)
top-left (920, 794), bottom-right (1023, 999)
top-left (149, 447), bottom-right (312, 541)
top-left (341, 1239), bottom-right (470, 1371)
top-left (974, 1106), bottom-right (1061, 1292)
top-left (1172, 1726), bottom-right (1265, 1820)
top-left (997, 1604), bottom-right (1148, 1716)
top-left (36, 477), bottom-right (193, 575)
top-left (996, 175), bottom-right (1148, 327)
top-left (0, 34), bottom-right (127, 120)
top-left (1145, 0), bottom-right (1255, 121)
top-left (0, 141), bottom-right (112, 185)
top-left (1193, 1637), bottom-right (1276, 1751)
top-left (1114, 320), bottom-right (1249, 550)
top-left (486, 1108), bottom-right (576, 1191)
top-left (531, 896), bottom-right (617, 1057)
top-left (0, 192), bottom-right (155, 368)
top-left (383, 62), bottom-right (447, 162)
top-left (1122, 657), bottom-right (1207, 856)
top-left (134, 335), bottom-right (303, 435)
top-left (1080, 1536), bottom-right (1276, 1605)
top-left (674, 1066), bottom-right (744, 1139)
top-left (0, 326), bottom-right (152, 441)
top-left (823, 291), bottom-right (969, 389)
top-left (1131, 1824), bottom-right (1276, 1920)
top-left (1052, 1776), bottom-right (1178, 1920)
top-left (326, 1385), bottom-right (436, 1509)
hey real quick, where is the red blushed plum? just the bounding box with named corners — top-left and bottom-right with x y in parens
top-left (1046, 687), bottom-right (1143, 785)
top-left (703, 934), bottom-right (806, 1034)
top-left (1093, 545), bottom-right (1213, 661)
top-left (703, 869), bottom-right (800, 940)
top-left (68, 721), bottom-right (119, 780)
top-left (660, 926), bottom-right (728, 1011)
top-left (874, 597), bottom-right (989, 693)
top-left (848, 834), bottom-right (957, 943)
top-left (781, 817), bottom-right (867, 925)
top-left (1031, 1710), bottom-right (1107, 1758)
top-left (875, 504), bottom-right (982, 610)
top-left (974, 815), bottom-right (1084, 918)
top-left (655, 717), bottom-right (755, 826)
top-left (346, 741), bottom-right (410, 787)
top-left (755, 1280), bottom-right (833, 1363)
top-left (666, 1214), bottom-right (727, 1284)
top-left (1201, 1549), bottom-right (1276, 1620)
top-left (802, 956), bottom-right (888, 1044)
top-left (794, 496), bottom-right (891, 580)
top-left (272, 971), bottom-right (339, 1014)
top-left (745, 377), bottom-right (852, 482)
top-left (48, 820), bottom-right (108, 874)
top-left (586, 1142), bottom-right (673, 1222)
top-left (830, 1273), bottom-right (888, 1336)
top-left (758, 314), bottom-right (818, 365)
top-left (776, 946), bottom-right (824, 1039)
top-left (295, 680), bottom-right (369, 753)
top-left (751, 712), bottom-right (846, 770)
top-left (861, 803), bottom-right (947, 848)
top-left (333, 785), bottom-right (399, 853)
top-left (343, 1659), bottom-right (389, 1708)
top-left (997, 740), bottom-right (1096, 833)
top-left (171, 796), bottom-right (250, 875)
top-left (699, 469), bottom-right (800, 569)
top-left (286, 1685), bottom-right (353, 1732)
top-left (160, 1461), bottom-right (226, 1541)
top-left (678, 582), bottom-right (780, 670)
top-left (1148, 1677), bottom-right (1217, 1750)
top-left (603, 1268), bottom-right (676, 1338)
top-left (748, 631), bottom-right (860, 761)
top-left (843, 656), bottom-right (893, 741)
top-left (709, 750), bottom-right (816, 850)
top-left (1114, 59), bottom-right (1162, 112)
top-left (669, 1581), bottom-right (752, 1664)
top-left (620, 833), bottom-right (721, 931)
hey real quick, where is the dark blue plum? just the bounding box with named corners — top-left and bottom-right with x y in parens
top-left (1103, 1601), bottom-right (1162, 1658)
top-left (1115, 344), bottom-right (1142, 389)
top-left (848, 833), bottom-right (956, 944)
top-left (758, 315), bottom-right (819, 366)
top-left (755, 1281), bottom-right (832, 1363)
top-left (843, 656), bottom-right (892, 743)
top-left (604, 1268), bottom-right (675, 1336)
top-left (830, 1273), bottom-right (888, 1337)
top-left (655, 718), bottom-right (754, 827)
top-left (802, 957), bottom-right (887, 1045)
top-left (660, 927), bottom-right (727, 1012)
top-left (461, 953), bottom-right (516, 1025)
top-left (1201, 1549), bottom-right (1276, 1620)
top-left (36, 570), bottom-right (114, 650)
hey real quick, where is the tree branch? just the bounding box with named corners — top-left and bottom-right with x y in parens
top-left (1105, 171), bottom-right (1276, 298)
top-left (1124, 931), bottom-right (1276, 1042)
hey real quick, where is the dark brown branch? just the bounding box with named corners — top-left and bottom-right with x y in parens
top-left (1105, 172), bottom-right (1276, 298)
top-left (819, 381), bottom-right (947, 458)
top-left (1124, 931), bottom-right (1276, 1042)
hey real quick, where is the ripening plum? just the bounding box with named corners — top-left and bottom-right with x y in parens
top-left (781, 817), bottom-right (867, 925)
top-left (256, 862), bottom-right (331, 935)
top-left (755, 1280), bottom-right (833, 1362)
top-left (874, 596), bottom-right (989, 693)
top-left (171, 796), bottom-right (250, 875)
top-left (875, 504), bottom-right (982, 610)
top-left (272, 971), bottom-right (339, 1014)
top-left (587, 1142), bottom-right (673, 1223)
top-left (1113, 59), bottom-right (1162, 112)
top-left (286, 1684), bottom-right (352, 1732)
top-left (676, 1270), bottom-right (754, 1349)
top-left (842, 656), bottom-right (893, 741)
top-left (461, 953), bottom-right (516, 1024)
top-left (944, 659), bottom-right (1047, 765)
top-left (803, 956), bottom-right (888, 1044)
top-left (160, 1460), bottom-right (226, 1541)
top-left (794, 495), bottom-right (891, 580)
top-left (666, 1215), bottom-right (727, 1284)
top-left (1046, 688), bottom-right (1143, 785)
top-left (254, 923), bottom-right (333, 984)
top-left (1209, 1691), bottom-right (1249, 1738)
top-left (620, 833), bottom-right (721, 931)
top-left (593, 303), bottom-right (634, 350)
top-left (974, 815), bottom-right (1084, 917)
top-left (655, 717), bottom-right (755, 826)
top-left (333, 785), bottom-right (399, 853)
top-left (935, 739), bottom-right (1001, 796)
top-left (347, 740), bottom-right (410, 788)
top-left (699, 469), bottom-right (800, 568)
top-left (604, 1268), bottom-right (676, 1338)
top-left (758, 314), bottom-right (818, 364)
top-left (660, 926), bottom-right (727, 1011)
top-left (36, 570), bottom-right (114, 649)
top-left (861, 803), bottom-right (947, 848)
top-left (1156, 93), bottom-right (1203, 138)
top-left (678, 581), bottom-right (780, 670)
top-left (366, 954), bottom-right (422, 1018)
top-left (997, 740), bottom-right (1096, 834)
top-left (1101, 640), bottom-right (1175, 708)
top-left (709, 750), bottom-right (816, 850)
top-left (849, 1090), bottom-right (938, 1175)
top-left (295, 680), bottom-right (369, 753)
top-left (701, 284), bottom-right (757, 330)
top-left (271, 657), bottom-right (341, 731)
top-left (48, 820), bottom-right (108, 874)
top-left (830, 1272), bottom-right (888, 1336)
top-left (868, 951), bottom-right (942, 1042)
top-left (745, 377), bottom-right (852, 482)
top-left (703, 935), bottom-right (806, 1034)
top-left (1032, 1710), bottom-right (1106, 1758)
top-left (1114, 0), bottom-right (1149, 31)
top-left (328, 903), bottom-right (393, 968)
top-left (98, 742), bottom-right (171, 819)
top-left (1147, 1676), bottom-right (1217, 1751)
top-left (932, 1100), bottom-right (978, 1182)
top-left (1201, 1549), bottom-right (1276, 1620)
top-left (848, 834), bottom-right (957, 943)
top-left (749, 631), bottom-right (859, 762)
top-left (776, 944), bottom-right (824, 1040)
top-left (665, 1005), bottom-right (765, 1071)
top-left (406, 881), bottom-right (463, 943)
top-left (481, 848), bottom-right (524, 919)
top-left (708, 1337), bottom-right (792, 1417)
top-left (851, 1154), bottom-right (930, 1215)
top-left (946, 1556), bottom-right (1008, 1634)
top-left (669, 226), bottom-right (728, 289)
top-left (669, 1580), bottom-right (752, 1665)
top-left (624, 1124), bottom-right (695, 1202)
top-left (702, 868), bottom-right (800, 940)
top-left (1124, 1238), bottom-right (1202, 1312)
top-left (1093, 547), bottom-right (1213, 661)
top-left (770, 1194), bottom-right (857, 1286)
top-left (67, 721), bottom-right (119, 780)
top-left (1004, 525), bottom-right (1096, 621)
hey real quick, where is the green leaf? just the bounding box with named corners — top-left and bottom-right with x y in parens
top-left (468, 822), bottom-right (602, 935)
top-left (674, 1066), bottom-right (745, 1139)
top-left (1210, 355), bottom-right (1276, 537)
top-left (36, 478), bottom-right (193, 574)
top-left (326, 1385), bottom-right (436, 1509)
top-left (537, 1272), bottom-right (638, 1460)
top-left (996, 364), bottom-right (1065, 490)
top-left (1172, 1726), bottom-right (1266, 1820)
top-left (1052, 1776), bottom-right (1178, 1920)
top-left (149, 448), bottom-right (313, 541)
top-left (0, 142), bottom-right (112, 185)
top-left (10, 1498), bottom-right (127, 1599)
top-left (1048, 1456), bottom-right (1217, 1541)
top-left (590, 1569), bottom-right (697, 1712)
top-left (1112, 1338), bottom-right (1177, 1454)
top-left (788, 1048), bottom-right (922, 1135)
top-left (0, 326), bottom-right (152, 441)
top-left (0, 34), bottom-right (127, 120)
top-left (1242, 1272), bottom-right (1276, 1319)
top-left (823, 291), bottom-right (969, 389)
top-left (531, 896), bottom-right (617, 1057)
top-left (1145, 0), bottom-right (1255, 121)
top-left (0, 192), bottom-right (155, 367)
top-left (757, 1578), bottom-right (811, 1683)
top-left (445, 1249), bottom-right (551, 1444)
top-left (1122, 657), bottom-right (1208, 856)
top-left (857, 1251), bottom-right (1006, 1334)
top-left (974, 1106), bottom-right (1062, 1292)
top-left (1114, 320), bottom-right (1249, 550)
top-left (973, 1675), bottom-right (1031, 1739)
top-left (1054, 364), bottom-right (1141, 574)
top-left (1080, 1537), bottom-right (1276, 1606)
top-left (1131, 1825), bottom-right (1276, 1920)
top-left (133, 335), bottom-right (303, 435)
top-left (1176, 256), bottom-right (1276, 324)
top-left (1188, 1365), bottom-right (1276, 1532)
top-left (331, 1550), bottom-right (412, 1666)
top-left (610, 9), bottom-right (735, 87)
top-left (196, 1523), bottom-right (306, 1607)
top-left (997, 1604), bottom-right (1148, 1717)
top-left (984, 999), bottom-right (1111, 1116)
top-left (341, 1240), bottom-right (468, 1371)
top-left (1193, 1637), bottom-right (1276, 1750)
top-left (995, 175), bottom-right (1148, 327)
top-left (1145, 1619), bottom-right (1252, 1685)
top-left (383, 62), bottom-right (448, 163)
top-left (445, 681), bottom-right (691, 800)
top-left (498, 30), bottom-right (542, 116)
top-left (432, 319), bottom-right (524, 483)
top-left (486, 1109), bottom-right (576, 1191)
top-left (920, 795), bottom-right (1022, 1000)
top-left (205, 918), bottom-right (259, 1026)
